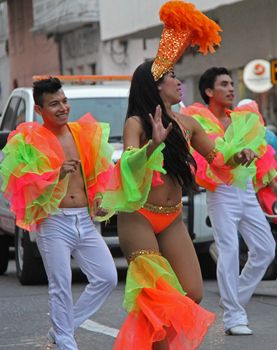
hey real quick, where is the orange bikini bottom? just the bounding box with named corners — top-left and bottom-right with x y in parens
top-left (137, 202), bottom-right (182, 234)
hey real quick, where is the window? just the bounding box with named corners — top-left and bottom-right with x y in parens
top-left (1, 97), bottom-right (20, 130)
top-left (66, 67), bottom-right (74, 75)
top-left (35, 97), bottom-right (128, 139)
top-left (15, 99), bottom-right (26, 127)
top-left (68, 97), bottom-right (128, 139)
top-left (89, 63), bottom-right (96, 75)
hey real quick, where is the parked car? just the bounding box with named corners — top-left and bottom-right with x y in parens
top-left (0, 82), bottom-right (215, 284)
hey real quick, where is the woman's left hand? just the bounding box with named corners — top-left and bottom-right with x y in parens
top-left (149, 105), bottom-right (173, 147)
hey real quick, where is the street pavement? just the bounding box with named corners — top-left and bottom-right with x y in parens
top-left (1, 260), bottom-right (277, 350)
top-left (199, 280), bottom-right (277, 350)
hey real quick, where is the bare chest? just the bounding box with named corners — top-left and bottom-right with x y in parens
top-left (220, 117), bottom-right (231, 131)
top-left (58, 134), bottom-right (80, 160)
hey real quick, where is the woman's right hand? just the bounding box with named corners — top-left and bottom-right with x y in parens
top-left (149, 105), bottom-right (173, 147)
top-left (233, 148), bottom-right (259, 167)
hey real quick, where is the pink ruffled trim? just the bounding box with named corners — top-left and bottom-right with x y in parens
top-left (255, 145), bottom-right (277, 189)
top-left (234, 101), bottom-right (265, 125)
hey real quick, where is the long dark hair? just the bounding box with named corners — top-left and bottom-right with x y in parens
top-left (126, 60), bottom-right (197, 191)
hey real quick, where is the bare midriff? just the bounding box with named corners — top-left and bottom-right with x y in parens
top-left (147, 173), bottom-right (182, 207)
top-left (58, 126), bottom-right (88, 208)
top-left (60, 167), bottom-right (88, 208)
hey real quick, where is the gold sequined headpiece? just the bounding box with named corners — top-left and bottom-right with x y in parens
top-left (151, 1), bottom-right (222, 81)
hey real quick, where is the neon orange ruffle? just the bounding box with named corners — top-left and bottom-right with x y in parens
top-left (114, 277), bottom-right (215, 350)
top-left (160, 1), bottom-right (222, 54)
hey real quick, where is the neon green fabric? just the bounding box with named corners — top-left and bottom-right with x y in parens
top-left (0, 126), bottom-right (68, 230)
top-left (1, 133), bottom-right (55, 190)
top-left (216, 111), bottom-right (266, 162)
top-left (0, 114), bottom-right (114, 230)
top-left (183, 103), bottom-right (268, 191)
top-left (215, 111), bottom-right (267, 189)
top-left (123, 254), bottom-right (186, 313)
top-left (192, 114), bottom-right (223, 135)
top-left (99, 141), bottom-right (165, 220)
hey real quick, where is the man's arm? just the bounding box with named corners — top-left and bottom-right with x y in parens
top-left (190, 117), bottom-right (257, 166)
top-left (0, 128), bottom-right (68, 230)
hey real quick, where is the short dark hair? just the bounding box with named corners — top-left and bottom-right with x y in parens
top-left (199, 67), bottom-right (231, 104)
top-left (33, 77), bottom-right (62, 107)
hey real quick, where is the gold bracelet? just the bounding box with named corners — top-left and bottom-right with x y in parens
top-left (205, 148), bottom-right (218, 164)
top-left (94, 192), bottom-right (103, 200)
top-left (126, 145), bottom-right (134, 151)
top-left (128, 249), bottom-right (161, 263)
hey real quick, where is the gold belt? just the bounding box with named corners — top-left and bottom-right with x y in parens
top-left (143, 202), bottom-right (182, 214)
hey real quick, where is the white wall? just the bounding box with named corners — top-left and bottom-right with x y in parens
top-left (99, 0), bottom-right (276, 80)
top-left (99, 0), bottom-right (277, 123)
top-left (32, 0), bottom-right (99, 33)
top-left (99, 0), bottom-right (243, 40)
top-left (100, 37), bottom-right (160, 75)
top-left (61, 23), bottom-right (101, 75)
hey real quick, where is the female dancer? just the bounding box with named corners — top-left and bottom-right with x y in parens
top-left (98, 2), bottom-right (263, 348)
top-left (117, 61), bottom-right (214, 350)
top-left (99, 60), bottom-right (260, 350)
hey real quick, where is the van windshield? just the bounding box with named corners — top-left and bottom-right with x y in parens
top-left (69, 97), bottom-right (128, 138)
top-left (35, 97), bottom-right (128, 139)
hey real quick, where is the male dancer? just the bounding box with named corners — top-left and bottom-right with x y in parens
top-left (0, 78), bottom-right (117, 349)
top-left (182, 67), bottom-right (277, 335)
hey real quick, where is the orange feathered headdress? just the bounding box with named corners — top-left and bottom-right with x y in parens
top-left (151, 1), bottom-right (222, 81)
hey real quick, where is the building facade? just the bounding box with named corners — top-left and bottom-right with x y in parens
top-left (99, 0), bottom-right (277, 125)
top-left (1, 0), bottom-right (276, 124)
top-left (32, 0), bottom-right (100, 75)
top-left (2, 0), bottom-right (60, 88)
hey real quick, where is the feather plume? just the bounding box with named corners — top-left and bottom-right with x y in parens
top-left (160, 1), bottom-right (222, 54)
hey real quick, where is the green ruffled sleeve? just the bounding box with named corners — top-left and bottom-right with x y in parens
top-left (0, 129), bottom-right (68, 231)
top-left (213, 111), bottom-right (267, 189)
top-left (216, 111), bottom-right (266, 162)
top-left (98, 141), bottom-right (165, 220)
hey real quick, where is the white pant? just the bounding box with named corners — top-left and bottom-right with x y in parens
top-left (207, 181), bottom-right (275, 331)
top-left (37, 208), bottom-right (118, 350)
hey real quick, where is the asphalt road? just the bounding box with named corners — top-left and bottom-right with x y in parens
top-left (1, 260), bottom-right (277, 350)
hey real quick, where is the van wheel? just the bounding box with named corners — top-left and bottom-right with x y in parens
top-left (0, 235), bottom-right (9, 275)
top-left (15, 228), bottom-right (47, 285)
